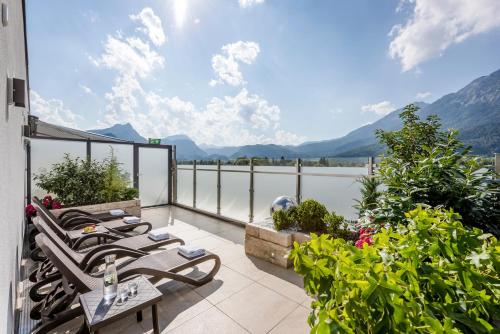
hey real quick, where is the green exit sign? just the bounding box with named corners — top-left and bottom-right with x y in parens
top-left (148, 138), bottom-right (161, 145)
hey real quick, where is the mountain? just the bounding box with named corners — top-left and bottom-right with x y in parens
top-left (230, 144), bottom-right (300, 159)
top-left (87, 125), bottom-right (208, 160)
top-left (86, 69), bottom-right (500, 159)
top-left (293, 68), bottom-right (500, 156)
top-left (161, 135), bottom-right (207, 160)
top-left (199, 144), bottom-right (241, 157)
top-left (88, 123), bottom-right (147, 143)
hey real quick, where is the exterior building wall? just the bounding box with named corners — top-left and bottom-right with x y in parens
top-left (0, 0), bottom-right (29, 333)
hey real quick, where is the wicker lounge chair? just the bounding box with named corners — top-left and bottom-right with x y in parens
top-left (31, 233), bottom-right (220, 334)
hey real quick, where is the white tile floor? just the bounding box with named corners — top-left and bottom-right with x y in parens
top-left (38, 206), bottom-right (312, 334)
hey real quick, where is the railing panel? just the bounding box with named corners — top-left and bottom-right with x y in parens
top-left (196, 165), bottom-right (218, 213)
top-left (301, 166), bottom-right (366, 220)
top-left (253, 166), bottom-right (296, 222)
top-left (138, 147), bottom-right (169, 206)
top-left (91, 143), bottom-right (134, 182)
top-left (30, 138), bottom-right (87, 198)
top-left (176, 166), bottom-right (193, 206)
top-left (220, 166), bottom-right (250, 222)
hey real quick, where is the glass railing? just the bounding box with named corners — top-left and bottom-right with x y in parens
top-left (175, 160), bottom-right (371, 223)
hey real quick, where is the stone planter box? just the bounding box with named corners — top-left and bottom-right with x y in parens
top-left (245, 218), bottom-right (311, 268)
top-left (50, 199), bottom-right (141, 218)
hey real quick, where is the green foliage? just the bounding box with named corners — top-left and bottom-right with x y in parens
top-left (375, 104), bottom-right (500, 236)
top-left (272, 208), bottom-right (297, 231)
top-left (34, 152), bottom-right (138, 206)
top-left (290, 206), bottom-right (500, 333)
top-left (323, 211), bottom-right (354, 240)
top-left (376, 103), bottom-right (445, 164)
top-left (295, 199), bottom-right (329, 232)
top-left (354, 176), bottom-right (382, 216)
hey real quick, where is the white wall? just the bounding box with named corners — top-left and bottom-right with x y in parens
top-left (0, 0), bottom-right (29, 333)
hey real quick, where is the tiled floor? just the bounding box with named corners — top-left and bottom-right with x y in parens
top-left (41, 206), bottom-right (312, 334)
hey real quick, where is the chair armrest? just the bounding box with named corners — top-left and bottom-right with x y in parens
top-left (83, 248), bottom-right (147, 273)
top-left (58, 208), bottom-right (92, 220)
top-left (71, 233), bottom-right (121, 250)
top-left (62, 216), bottom-right (102, 229)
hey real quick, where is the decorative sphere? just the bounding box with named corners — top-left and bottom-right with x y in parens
top-left (270, 196), bottom-right (297, 216)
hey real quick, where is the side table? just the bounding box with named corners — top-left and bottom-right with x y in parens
top-left (80, 275), bottom-right (162, 334)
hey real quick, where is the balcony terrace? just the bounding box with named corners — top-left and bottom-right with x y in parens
top-left (20, 206), bottom-right (311, 334)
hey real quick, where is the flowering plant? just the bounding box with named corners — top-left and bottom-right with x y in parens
top-left (25, 204), bottom-right (37, 218)
top-left (41, 195), bottom-right (62, 210)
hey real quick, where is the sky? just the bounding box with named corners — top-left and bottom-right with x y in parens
top-left (26, 0), bottom-right (500, 147)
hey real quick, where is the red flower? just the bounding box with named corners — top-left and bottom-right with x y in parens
top-left (355, 235), bottom-right (373, 248)
top-left (52, 199), bottom-right (62, 209)
top-left (25, 204), bottom-right (37, 217)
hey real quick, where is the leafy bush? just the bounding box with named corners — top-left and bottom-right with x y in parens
top-left (323, 211), bottom-right (354, 240)
top-left (376, 104), bottom-right (499, 236)
top-left (290, 206), bottom-right (500, 333)
top-left (354, 175), bottom-right (381, 216)
top-left (295, 199), bottom-right (329, 232)
top-left (272, 208), bottom-right (297, 231)
top-left (34, 153), bottom-right (138, 206)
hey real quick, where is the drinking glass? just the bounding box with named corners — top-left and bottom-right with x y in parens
top-left (128, 282), bottom-right (138, 298)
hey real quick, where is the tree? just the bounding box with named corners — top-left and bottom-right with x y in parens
top-left (374, 104), bottom-right (499, 235)
top-left (375, 104), bottom-right (445, 164)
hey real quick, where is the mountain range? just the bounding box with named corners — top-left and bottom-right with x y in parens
top-left (88, 68), bottom-right (500, 159)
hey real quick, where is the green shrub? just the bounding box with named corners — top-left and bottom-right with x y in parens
top-left (34, 153), bottom-right (138, 206)
top-left (354, 175), bottom-right (381, 216)
top-left (323, 211), bottom-right (355, 240)
top-left (290, 206), bottom-right (500, 333)
top-left (376, 104), bottom-right (499, 236)
top-left (295, 199), bottom-right (328, 232)
top-left (272, 208), bottom-right (297, 231)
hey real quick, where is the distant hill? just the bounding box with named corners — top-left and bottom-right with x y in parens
top-left (88, 123), bottom-right (147, 143)
top-left (161, 135), bottom-right (207, 160)
top-left (230, 144), bottom-right (299, 159)
top-left (87, 68), bottom-right (500, 159)
top-left (88, 125), bottom-right (208, 160)
top-left (199, 144), bottom-right (241, 157)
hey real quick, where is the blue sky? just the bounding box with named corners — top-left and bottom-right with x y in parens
top-left (26, 0), bottom-right (500, 146)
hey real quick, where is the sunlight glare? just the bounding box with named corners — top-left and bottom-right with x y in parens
top-left (174, 0), bottom-right (187, 28)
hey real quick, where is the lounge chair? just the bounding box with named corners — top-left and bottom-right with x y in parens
top-left (31, 233), bottom-right (220, 334)
top-left (30, 200), bottom-right (152, 261)
top-left (29, 212), bottom-right (184, 300)
top-left (32, 197), bottom-right (152, 234)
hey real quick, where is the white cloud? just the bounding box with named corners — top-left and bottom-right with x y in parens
top-left (361, 101), bottom-right (396, 116)
top-left (389, 0), bottom-right (500, 71)
top-left (30, 90), bottom-right (83, 129)
top-left (210, 41), bottom-right (260, 86)
top-left (239, 0), bottom-right (265, 8)
top-left (79, 84), bottom-right (93, 95)
top-left (92, 12), bottom-right (301, 146)
top-left (130, 7), bottom-right (166, 47)
top-left (90, 35), bottom-right (164, 78)
top-left (415, 91), bottom-right (431, 100)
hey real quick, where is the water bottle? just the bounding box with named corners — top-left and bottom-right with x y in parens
top-left (103, 255), bottom-right (118, 301)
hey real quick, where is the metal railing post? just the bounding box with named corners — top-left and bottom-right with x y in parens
top-left (86, 139), bottom-right (91, 162)
top-left (172, 145), bottom-right (177, 203)
top-left (368, 156), bottom-right (374, 176)
top-left (296, 158), bottom-right (302, 204)
top-left (217, 160), bottom-right (221, 215)
top-left (249, 159), bottom-right (254, 223)
top-left (495, 153), bottom-right (500, 176)
top-left (193, 160), bottom-right (197, 208)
